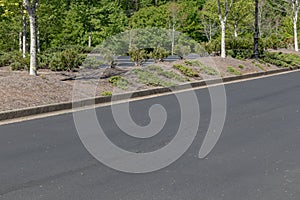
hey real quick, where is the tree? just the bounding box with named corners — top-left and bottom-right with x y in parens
top-left (217, 0), bottom-right (235, 58)
top-left (269, 0), bottom-right (300, 51)
top-left (229, 0), bottom-right (253, 37)
top-left (23, 0), bottom-right (38, 75)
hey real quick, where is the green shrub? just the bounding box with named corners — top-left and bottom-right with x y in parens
top-left (129, 47), bottom-right (148, 66)
top-left (101, 91), bottom-right (113, 96)
top-left (132, 68), bottom-right (174, 87)
top-left (10, 62), bottom-right (23, 71)
top-left (184, 60), bottom-right (219, 76)
top-left (227, 66), bottom-right (242, 76)
top-left (147, 65), bottom-right (188, 82)
top-left (82, 57), bottom-right (104, 69)
top-left (48, 49), bottom-right (86, 71)
top-left (109, 76), bottom-right (131, 90)
top-left (238, 65), bottom-right (244, 69)
top-left (261, 52), bottom-right (300, 68)
top-left (173, 64), bottom-right (199, 77)
top-left (174, 45), bottom-right (191, 59)
top-left (148, 47), bottom-right (170, 62)
top-left (0, 52), bottom-right (12, 67)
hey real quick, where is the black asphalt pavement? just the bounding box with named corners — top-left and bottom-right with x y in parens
top-left (2, 71), bottom-right (300, 199)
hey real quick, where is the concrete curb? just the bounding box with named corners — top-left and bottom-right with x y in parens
top-left (0, 67), bottom-right (296, 121)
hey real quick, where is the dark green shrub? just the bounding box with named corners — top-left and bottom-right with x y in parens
top-left (10, 62), bottom-right (23, 71)
top-left (238, 65), bottom-right (244, 69)
top-left (148, 47), bottom-right (170, 62)
top-left (48, 49), bottom-right (86, 71)
top-left (261, 52), bottom-right (300, 68)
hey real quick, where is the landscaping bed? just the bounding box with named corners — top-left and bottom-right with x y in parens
top-left (0, 53), bottom-right (296, 112)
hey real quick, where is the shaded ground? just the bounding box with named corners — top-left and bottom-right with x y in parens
top-left (0, 56), bottom-right (283, 112)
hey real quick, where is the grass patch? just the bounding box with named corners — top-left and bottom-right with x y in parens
top-left (173, 64), bottom-right (199, 77)
top-left (109, 76), bottom-right (131, 90)
top-left (132, 68), bottom-right (175, 87)
top-left (227, 66), bottom-right (242, 76)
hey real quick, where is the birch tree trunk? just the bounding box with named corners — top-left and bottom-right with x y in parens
top-left (220, 21), bottom-right (226, 58)
top-left (19, 32), bottom-right (22, 52)
top-left (23, 0), bottom-right (38, 76)
top-left (88, 32), bottom-right (92, 48)
top-left (29, 12), bottom-right (37, 75)
top-left (217, 0), bottom-right (234, 58)
top-left (234, 22), bottom-right (238, 37)
top-left (293, 0), bottom-right (299, 51)
top-left (22, 14), bottom-right (26, 58)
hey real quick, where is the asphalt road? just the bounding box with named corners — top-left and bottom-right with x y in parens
top-left (2, 71), bottom-right (300, 199)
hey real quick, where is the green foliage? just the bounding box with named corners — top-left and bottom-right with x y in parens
top-left (174, 45), bottom-right (191, 59)
top-left (82, 56), bottom-right (104, 69)
top-left (132, 68), bottom-right (174, 87)
top-left (148, 47), bottom-right (170, 62)
top-left (184, 60), bottom-right (219, 75)
top-left (227, 66), bottom-right (242, 76)
top-left (227, 37), bottom-right (254, 59)
top-left (128, 47), bottom-right (148, 66)
top-left (0, 51), bottom-right (30, 70)
top-left (147, 65), bottom-right (188, 82)
top-left (173, 64), bottom-right (199, 77)
top-left (101, 91), bottom-right (113, 96)
top-left (261, 52), bottom-right (300, 68)
top-left (48, 49), bottom-right (86, 71)
top-left (238, 65), bottom-right (244, 69)
top-left (109, 76), bottom-right (130, 90)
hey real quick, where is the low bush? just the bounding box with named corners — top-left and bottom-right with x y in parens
top-left (101, 91), bottom-right (113, 96)
top-left (0, 51), bottom-right (30, 70)
top-left (132, 68), bottom-right (174, 87)
top-left (238, 65), bottom-right (244, 69)
top-left (173, 64), bottom-right (199, 77)
top-left (82, 56), bottom-right (104, 69)
top-left (227, 66), bottom-right (242, 76)
top-left (147, 65), bottom-right (188, 82)
top-left (109, 76), bottom-right (131, 90)
top-left (184, 60), bottom-right (219, 76)
top-left (148, 47), bottom-right (170, 62)
top-left (261, 52), bottom-right (300, 68)
top-left (129, 47), bottom-right (148, 66)
top-left (48, 49), bottom-right (86, 71)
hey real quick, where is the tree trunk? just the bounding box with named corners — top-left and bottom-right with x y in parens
top-left (294, 15), bottom-right (299, 51)
top-left (19, 32), bottom-right (23, 52)
top-left (88, 32), bottom-right (92, 48)
top-left (22, 14), bottom-right (26, 58)
top-left (171, 24), bottom-right (175, 56)
top-left (234, 22), bottom-right (238, 37)
top-left (37, 28), bottom-right (40, 53)
top-left (221, 21), bottom-right (226, 58)
top-left (29, 12), bottom-right (37, 75)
